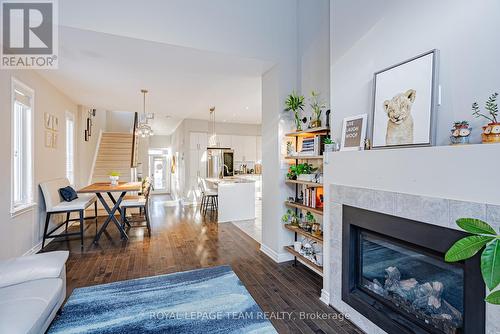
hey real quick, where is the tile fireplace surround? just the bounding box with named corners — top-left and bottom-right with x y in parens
top-left (328, 184), bottom-right (500, 334)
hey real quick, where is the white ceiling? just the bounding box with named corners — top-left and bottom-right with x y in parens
top-left (38, 27), bottom-right (272, 134)
top-left (37, 0), bottom-right (299, 135)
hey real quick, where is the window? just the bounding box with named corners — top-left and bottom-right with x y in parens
top-left (11, 78), bottom-right (34, 214)
top-left (66, 113), bottom-right (75, 184)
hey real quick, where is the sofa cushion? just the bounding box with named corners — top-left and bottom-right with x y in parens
top-left (0, 251), bottom-right (68, 289)
top-left (0, 278), bottom-right (64, 334)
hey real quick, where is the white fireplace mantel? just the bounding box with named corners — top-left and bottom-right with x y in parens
top-left (321, 144), bottom-right (500, 334)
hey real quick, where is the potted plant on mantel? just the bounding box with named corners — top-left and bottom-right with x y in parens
top-left (472, 92), bottom-right (500, 143)
top-left (286, 163), bottom-right (318, 182)
top-left (309, 91), bottom-right (326, 128)
top-left (285, 91), bottom-right (305, 131)
top-left (445, 218), bottom-right (500, 304)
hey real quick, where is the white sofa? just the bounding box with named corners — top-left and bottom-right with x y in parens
top-left (0, 251), bottom-right (69, 334)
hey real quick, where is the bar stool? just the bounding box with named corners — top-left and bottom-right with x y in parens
top-left (200, 178), bottom-right (218, 216)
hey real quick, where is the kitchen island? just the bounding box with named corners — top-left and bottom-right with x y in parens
top-left (205, 177), bottom-right (256, 223)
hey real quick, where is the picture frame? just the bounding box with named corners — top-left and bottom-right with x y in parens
top-left (44, 131), bottom-right (53, 148)
top-left (370, 49), bottom-right (439, 149)
top-left (340, 114), bottom-right (367, 151)
top-left (52, 116), bottom-right (59, 131)
top-left (44, 113), bottom-right (52, 129)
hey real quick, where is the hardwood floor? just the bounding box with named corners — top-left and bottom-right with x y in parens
top-left (43, 195), bottom-right (362, 334)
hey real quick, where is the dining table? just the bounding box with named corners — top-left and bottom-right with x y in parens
top-left (78, 181), bottom-right (142, 244)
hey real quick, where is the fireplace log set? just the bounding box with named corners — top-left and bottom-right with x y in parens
top-left (366, 266), bottom-right (462, 334)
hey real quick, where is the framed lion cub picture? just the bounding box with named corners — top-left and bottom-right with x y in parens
top-left (370, 50), bottom-right (439, 149)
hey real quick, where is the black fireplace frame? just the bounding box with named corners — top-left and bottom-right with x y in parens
top-left (342, 205), bottom-right (485, 334)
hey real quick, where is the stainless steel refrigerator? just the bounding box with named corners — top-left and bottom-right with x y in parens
top-left (207, 148), bottom-right (234, 178)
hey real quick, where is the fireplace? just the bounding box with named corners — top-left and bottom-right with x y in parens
top-left (342, 206), bottom-right (485, 334)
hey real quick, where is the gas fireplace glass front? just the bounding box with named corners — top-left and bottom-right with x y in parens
top-left (360, 232), bottom-right (464, 334)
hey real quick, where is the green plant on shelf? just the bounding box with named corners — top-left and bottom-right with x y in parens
top-left (306, 211), bottom-right (315, 224)
top-left (284, 91), bottom-right (305, 131)
top-left (309, 91), bottom-right (326, 125)
top-left (445, 218), bottom-right (500, 305)
top-left (109, 171), bottom-right (121, 177)
top-left (323, 137), bottom-right (334, 145)
top-left (281, 209), bottom-right (299, 227)
top-left (286, 163), bottom-right (318, 180)
top-left (472, 92), bottom-right (498, 123)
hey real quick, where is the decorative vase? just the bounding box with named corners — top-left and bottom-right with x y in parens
top-left (109, 175), bottom-right (119, 186)
top-left (294, 111), bottom-right (302, 131)
top-left (482, 122), bottom-right (500, 143)
top-left (310, 119), bottom-right (321, 128)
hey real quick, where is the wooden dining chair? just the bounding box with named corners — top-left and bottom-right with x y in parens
top-left (120, 180), bottom-right (152, 236)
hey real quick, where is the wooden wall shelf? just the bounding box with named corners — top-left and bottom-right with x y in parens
top-left (284, 224), bottom-right (323, 244)
top-left (285, 155), bottom-right (324, 160)
top-left (284, 246), bottom-right (323, 275)
top-left (285, 201), bottom-right (323, 215)
top-left (285, 180), bottom-right (323, 187)
top-left (285, 127), bottom-right (330, 137)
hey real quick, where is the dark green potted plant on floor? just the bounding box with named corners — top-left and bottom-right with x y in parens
top-left (445, 218), bottom-right (500, 304)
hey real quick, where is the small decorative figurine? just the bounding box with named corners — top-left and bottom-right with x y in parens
top-left (450, 121), bottom-right (471, 145)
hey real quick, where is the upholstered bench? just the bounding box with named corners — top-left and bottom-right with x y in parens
top-left (40, 178), bottom-right (97, 250)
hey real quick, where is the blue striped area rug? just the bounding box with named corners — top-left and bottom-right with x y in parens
top-left (48, 266), bottom-right (277, 334)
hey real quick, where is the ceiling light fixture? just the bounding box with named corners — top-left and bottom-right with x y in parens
top-left (137, 89), bottom-right (154, 138)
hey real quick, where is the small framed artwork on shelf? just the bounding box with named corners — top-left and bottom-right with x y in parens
top-left (340, 114), bottom-right (367, 151)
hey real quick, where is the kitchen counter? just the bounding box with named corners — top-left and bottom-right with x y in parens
top-left (205, 177), bottom-right (256, 223)
top-left (205, 177), bottom-right (256, 184)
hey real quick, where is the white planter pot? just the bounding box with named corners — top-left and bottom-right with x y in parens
top-left (297, 174), bottom-right (316, 182)
top-left (324, 143), bottom-right (335, 152)
top-left (109, 175), bottom-right (120, 186)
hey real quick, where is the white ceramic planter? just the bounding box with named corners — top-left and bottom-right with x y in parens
top-left (109, 175), bottom-right (120, 186)
top-left (297, 174), bottom-right (316, 182)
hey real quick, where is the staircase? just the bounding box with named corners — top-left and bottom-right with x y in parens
top-left (92, 132), bottom-right (134, 183)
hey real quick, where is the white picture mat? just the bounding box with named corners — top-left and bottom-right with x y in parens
top-left (340, 114), bottom-right (367, 151)
top-left (372, 53), bottom-right (434, 147)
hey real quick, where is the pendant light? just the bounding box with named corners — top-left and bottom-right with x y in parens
top-left (137, 89), bottom-right (154, 138)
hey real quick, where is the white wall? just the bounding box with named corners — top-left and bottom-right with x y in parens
top-left (0, 71), bottom-right (79, 259)
top-left (76, 106), bottom-right (107, 187)
top-left (149, 135), bottom-right (171, 149)
top-left (261, 0), bottom-right (331, 262)
top-left (105, 110), bottom-right (134, 133)
top-left (331, 0), bottom-right (500, 145)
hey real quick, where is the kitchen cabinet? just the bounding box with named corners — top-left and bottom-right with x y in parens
top-left (243, 136), bottom-right (257, 162)
top-left (231, 135), bottom-right (258, 162)
top-left (232, 135), bottom-right (245, 161)
top-left (189, 132), bottom-right (207, 150)
top-left (217, 134), bottom-right (232, 148)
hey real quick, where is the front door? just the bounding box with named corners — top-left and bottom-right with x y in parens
top-left (149, 154), bottom-right (170, 194)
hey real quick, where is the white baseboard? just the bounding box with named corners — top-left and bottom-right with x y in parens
top-left (260, 244), bottom-right (294, 263)
top-left (320, 289), bottom-right (330, 305)
top-left (23, 220), bottom-right (78, 256)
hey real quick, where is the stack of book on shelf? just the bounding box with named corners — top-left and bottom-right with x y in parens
top-left (300, 185), bottom-right (324, 208)
top-left (300, 135), bottom-right (327, 156)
